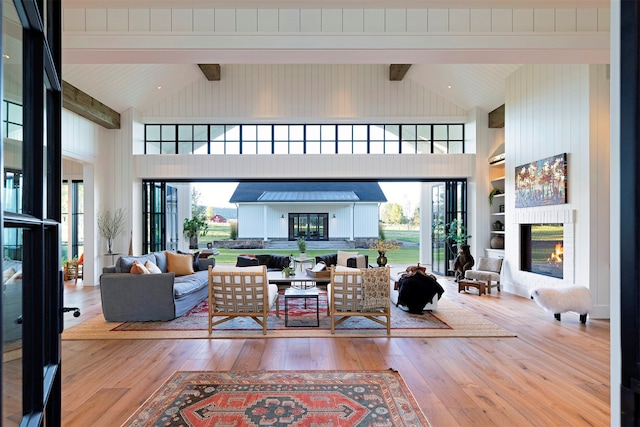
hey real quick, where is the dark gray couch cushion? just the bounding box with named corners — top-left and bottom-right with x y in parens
top-left (173, 270), bottom-right (208, 299)
top-left (153, 251), bottom-right (168, 272)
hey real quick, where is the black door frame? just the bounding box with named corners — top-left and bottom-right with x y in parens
top-left (620, 1), bottom-right (640, 424)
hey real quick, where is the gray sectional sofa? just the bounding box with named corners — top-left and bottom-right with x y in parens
top-left (100, 251), bottom-right (213, 322)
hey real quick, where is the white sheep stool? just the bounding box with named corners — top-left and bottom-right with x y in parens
top-left (530, 285), bottom-right (592, 324)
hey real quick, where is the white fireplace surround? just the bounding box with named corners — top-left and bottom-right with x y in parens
top-left (514, 208), bottom-right (575, 284)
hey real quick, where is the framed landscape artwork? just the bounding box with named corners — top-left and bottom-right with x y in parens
top-left (515, 153), bottom-right (567, 208)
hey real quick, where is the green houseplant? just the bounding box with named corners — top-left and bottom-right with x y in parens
top-left (296, 237), bottom-right (307, 257)
top-left (183, 215), bottom-right (208, 249)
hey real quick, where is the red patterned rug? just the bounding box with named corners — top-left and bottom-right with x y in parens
top-left (122, 370), bottom-right (430, 427)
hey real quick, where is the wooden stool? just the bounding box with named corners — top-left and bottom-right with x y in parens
top-left (458, 279), bottom-right (486, 296)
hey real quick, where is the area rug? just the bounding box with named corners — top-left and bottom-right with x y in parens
top-left (62, 293), bottom-right (515, 339)
top-left (121, 370), bottom-right (430, 427)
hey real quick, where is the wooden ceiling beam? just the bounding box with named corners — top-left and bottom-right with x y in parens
top-left (389, 64), bottom-right (412, 81)
top-left (198, 64), bottom-right (221, 81)
top-left (489, 104), bottom-right (505, 128)
top-left (62, 80), bottom-right (120, 129)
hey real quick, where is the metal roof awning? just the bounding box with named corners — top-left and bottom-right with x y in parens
top-left (257, 191), bottom-right (360, 202)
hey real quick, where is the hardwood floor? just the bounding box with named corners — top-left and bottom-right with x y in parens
top-left (6, 277), bottom-right (610, 426)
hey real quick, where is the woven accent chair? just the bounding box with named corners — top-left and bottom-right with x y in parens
top-left (208, 265), bottom-right (279, 335)
top-left (464, 257), bottom-right (503, 294)
top-left (328, 265), bottom-right (391, 335)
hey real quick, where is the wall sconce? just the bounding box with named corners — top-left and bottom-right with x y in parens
top-left (332, 214), bottom-right (336, 219)
top-left (281, 214), bottom-right (285, 219)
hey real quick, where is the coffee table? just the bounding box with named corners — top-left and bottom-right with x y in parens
top-left (267, 271), bottom-right (322, 289)
top-left (293, 257), bottom-right (315, 271)
top-left (284, 287), bottom-right (320, 327)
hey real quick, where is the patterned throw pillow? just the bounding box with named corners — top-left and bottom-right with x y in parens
top-left (145, 260), bottom-right (162, 274)
top-left (130, 261), bottom-right (150, 275)
top-left (361, 267), bottom-right (390, 310)
top-left (166, 251), bottom-right (195, 276)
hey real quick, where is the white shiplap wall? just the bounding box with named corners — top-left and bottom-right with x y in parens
top-left (136, 154), bottom-right (476, 181)
top-left (504, 63), bottom-right (610, 319)
top-left (65, 7), bottom-right (610, 34)
top-left (142, 64), bottom-right (467, 120)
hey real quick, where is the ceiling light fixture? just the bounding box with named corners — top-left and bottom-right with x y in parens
top-left (447, 85), bottom-right (452, 89)
top-left (157, 85), bottom-right (162, 90)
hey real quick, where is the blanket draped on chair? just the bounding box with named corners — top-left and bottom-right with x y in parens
top-left (361, 267), bottom-right (390, 310)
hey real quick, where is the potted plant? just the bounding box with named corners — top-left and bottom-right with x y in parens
top-left (183, 215), bottom-right (208, 249)
top-left (446, 219), bottom-right (471, 268)
top-left (369, 238), bottom-right (400, 267)
top-left (282, 266), bottom-right (295, 277)
top-left (97, 208), bottom-right (127, 254)
top-left (296, 237), bottom-right (307, 259)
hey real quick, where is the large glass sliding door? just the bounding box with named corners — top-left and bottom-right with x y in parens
top-left (142, 181), bottom-right (178, 254)
top-left (2, 0), bottom-right (64, 425)
top-left (288, 213), bottom-right (328, 240)
top-left (431, 180), bottom-right (467, 276)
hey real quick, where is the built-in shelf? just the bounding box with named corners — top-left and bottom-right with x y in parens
top-left (487, 150), bottom-right (506, 255)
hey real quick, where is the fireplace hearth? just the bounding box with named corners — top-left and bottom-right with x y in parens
top-left (521, 223), bottom-right (564, 279)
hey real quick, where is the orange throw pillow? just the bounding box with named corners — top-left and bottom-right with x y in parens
top-left (130, 261), bottom-right (150, 274)
top-left (166, 251), bottom-right (194, 276)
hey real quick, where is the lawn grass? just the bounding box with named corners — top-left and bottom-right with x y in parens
top-left (211, 248), bottom-right (419, 266)
top-left (201, 222), bottom-right (421, 266)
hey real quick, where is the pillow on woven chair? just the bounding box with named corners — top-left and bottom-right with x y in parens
top-left (130, 260), bottom-right (150, 275)
top-left (166, 251), bottom-right (195, 276)
top-left (337, 251), bottom-right (359, 267)
top-left (145, 260), bottom-right (162, 274)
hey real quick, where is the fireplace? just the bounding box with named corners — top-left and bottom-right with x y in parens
top-left (520, 223), bottom-right (564, 279)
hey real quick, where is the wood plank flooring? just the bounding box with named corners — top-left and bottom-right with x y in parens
top-left (5, 276), bottom-right (610, 426)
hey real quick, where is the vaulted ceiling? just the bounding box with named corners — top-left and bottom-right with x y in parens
top-left (60, 0), bottom-right (610, 120)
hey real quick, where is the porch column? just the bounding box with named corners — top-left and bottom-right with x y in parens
top-left (263, 205), bottom-right (268, 241)
top-left (350, 203), bottom-right (355, 240)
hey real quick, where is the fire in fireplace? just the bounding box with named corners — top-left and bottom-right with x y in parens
top-left (521, 223), bottom-right (564, 279)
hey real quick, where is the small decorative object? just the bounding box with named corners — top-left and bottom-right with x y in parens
top-left (376, 252), bottom-right (388, 267)
top-left (499, 204), bottom-right (505, 213)
top-left (530, 286), bottom-right (592, 324)
top-left (493, 220), bottom-right (503, 231)
top-left (97, 208), bottom-right (127, 254)
top-left (452, 244), bottom-right (474, 282)
top-left (490, 235), bottom-right (504, 249)
top-left (296, 237), bottom-right (307, 258)
top-left (207, 242), bottom-right (213, 249)
top-left (370, 239), bottom-right (400, 267)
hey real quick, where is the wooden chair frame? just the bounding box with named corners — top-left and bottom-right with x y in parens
top-left (208, 265), bottom-right (279, 335)
top-left (328, 266), bottom-right (391, 335)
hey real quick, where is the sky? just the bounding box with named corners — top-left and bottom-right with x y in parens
top-left (193, 181), bottom-right (422, 212)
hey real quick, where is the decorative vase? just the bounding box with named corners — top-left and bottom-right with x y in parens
top-left (376, 252), bottom-right (387, 267)
top-left (107, 238), bottom-right (113, 254)
top-left (299, 252), bottom-right (306, 259)
top-left (189, 236), bottom-right (198, 250)
top-left (490, 235), bottom-right (504, 249)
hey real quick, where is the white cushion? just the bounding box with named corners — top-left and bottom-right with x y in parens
top-left (213, 265), bottom-right (265, 273)
top-left (337, 251), bottom-right (358, 267)
top-left (267, 284), bottom-right (279, 307)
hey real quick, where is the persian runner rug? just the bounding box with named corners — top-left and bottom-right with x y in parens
top-left (122, 370), bottom-right (431, 427)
